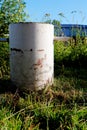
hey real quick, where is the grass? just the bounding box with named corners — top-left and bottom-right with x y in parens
top-left (0, 41), bottom-right (87, 129)
top-left (0, 66), bottom-right (87, 129)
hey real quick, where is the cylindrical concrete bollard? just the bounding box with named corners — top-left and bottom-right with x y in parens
top-left (9, 22), bottom-right (54, 91)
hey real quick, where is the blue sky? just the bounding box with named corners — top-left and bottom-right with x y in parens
top-left (25, 0), bottom-right (87, 25)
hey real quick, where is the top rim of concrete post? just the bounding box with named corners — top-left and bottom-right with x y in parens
top-left (9, 22), bottom-right (54, 26)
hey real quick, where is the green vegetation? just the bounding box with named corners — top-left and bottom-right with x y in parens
top-left (0, 42), bottom-right (9, 79)
top-left (0, 38), bottom-right (87, 129)
top-left (0, 0), bottom-right (28, 78)
top-left (0, 0), bottom-right (28, 36)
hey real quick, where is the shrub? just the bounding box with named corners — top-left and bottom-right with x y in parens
top-left (0, 42), bottom-right (9, 78)
top-left (54, 39), bottom-right (87, 69)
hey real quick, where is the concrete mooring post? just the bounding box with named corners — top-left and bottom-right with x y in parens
top-left (9, 22), bottom-right (54, 91)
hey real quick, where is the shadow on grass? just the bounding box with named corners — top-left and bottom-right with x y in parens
top-left (0, 78), bottom-right (17, 94)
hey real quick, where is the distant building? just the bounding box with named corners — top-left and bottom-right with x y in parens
top-left (54, 24), bottom-right (87, 37)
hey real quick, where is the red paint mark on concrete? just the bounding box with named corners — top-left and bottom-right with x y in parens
top-left (33, 58), bottom-right (44, 70)
top-left (37, 59), bottom-right (42, 65)
top-left (37, 49), bottom-right (44, 51)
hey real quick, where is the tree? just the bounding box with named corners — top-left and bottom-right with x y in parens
top-left (0, 0), bottom-right (28, 36)
top-left (52, 19), bottom-right (62, 36)
top-left (42, 13), bottom-right (51, 23)
top-left (43, 15), bottom-right (61, 36)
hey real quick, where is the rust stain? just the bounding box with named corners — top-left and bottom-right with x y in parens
top-left (34, 59), bottom-right (43, 68)
top-left (11, 48), bottom-right (23, 53)
top-left (37, 49), bottom-right (44, 51)
top-left (34, 67), bottom-right (38, 70)
top-left (37, 59), bottom-right (42, 66)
